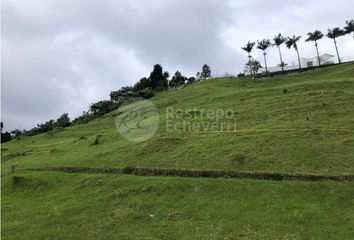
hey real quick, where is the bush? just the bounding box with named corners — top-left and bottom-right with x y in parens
top-left (133, 78), bottom-right (151, 92)
top-left (169, 71), bottom-right (187, 88)
top-left (187, 77), bottom-right (196, 84)
top-left (72, 111), bottom-right (94, 125)
top-left (1, 132), bottom-right (12, 143)
top-left (237, 73), bottom-right (245, 78)
top-left (24, 120), bottom-right (55, 136)
top-left (55, 113), bottom-right (71, 128)
top-left (133, 88), bottom-right (155, 99)
top-left (90, 100), bottom-right (120, 117)
top-left (91, 135), bottom-right (102, 146)
top-left (110, 86), bottom-right (134, 102)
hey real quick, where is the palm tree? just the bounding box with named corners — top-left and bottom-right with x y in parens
top-left (241, 41), bottom-right (256, 74)
top-left (344, 19), bottom-right (354, 39)
top-left (305, 30), bottom-right (324, 66)
top-left (327, 28), bottom-right (345, 63)
top-left (257, 39), bottom-right (271, 73)
top-left (273, 33), bottom-right (287, 71)
top-left (241, 41), bottom-right (256, 59)
top-left (286, 35), bottom-right (302, 69)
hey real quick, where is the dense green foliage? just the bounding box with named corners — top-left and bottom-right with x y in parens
top-left (55, 113), bottom-right (71, 128)
top-left (169, 71), bottom-right (187, 88)
top-left (1, 123), bottom-right (12, 143)
top-left (345, 19), bottom-right (354, 38)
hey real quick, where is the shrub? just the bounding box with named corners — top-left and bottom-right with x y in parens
top-left (231, 154), bottom-right (246, 165)
top-left (91, 135), bottom-right (102, 146)
top-left (187, 77), bottom-right (196, 84)
top-left (133, 88), bottom-right (155, 99)
top-left (72, 111), bottom-right (94, 125)
top-left (55, 113), bottom-right (71, 128)
top-left (90, 100), bottom-right (120, 117)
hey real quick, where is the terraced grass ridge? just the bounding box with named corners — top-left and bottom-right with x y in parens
top-left (2, 63), bottom-right (354, 239)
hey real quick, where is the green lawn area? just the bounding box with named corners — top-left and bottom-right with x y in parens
top-left (2, 171), bottom-right (354, 240)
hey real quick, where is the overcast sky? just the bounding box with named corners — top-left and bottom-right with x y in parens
top-left (1, 0), bottom-right (354, 131)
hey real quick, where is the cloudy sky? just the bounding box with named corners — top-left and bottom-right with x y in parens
top-left (1, 0), bottom-right (354, 131)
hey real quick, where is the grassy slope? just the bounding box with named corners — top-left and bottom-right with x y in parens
top-left (2, 63), bottom-right (354, 175)
top-left (2, 171), bottom-right (354, 240)
top-left (2, 63), bottom-right (354, 239)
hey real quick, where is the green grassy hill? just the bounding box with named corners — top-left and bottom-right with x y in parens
top-left (3, 63), bottom-right (354, 175)
top-left (2, 63), bottom-right (354, 239)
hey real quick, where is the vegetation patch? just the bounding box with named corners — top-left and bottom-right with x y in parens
top-left (80, 177), bottom-right (104, 188)
top-left (231, 154), bottom-right (247, 166)
top-left (155, 98), bottom-right (178, 108)
top-left (49, 148), bottom-right (60, 154)
top-left (29, 166), bottom-right (354, 182)
top-left (2, 150), bottom-right (32, 161)
top-left (343, 138), bottom-right (354, 146)
top-left (12, 176), bottom-right (48, 190)
top-left (142, 136), bottom-right (185, 153)
top-left (91, 135), bottom-right (102, 146)
top-left (73, 136), bottom-right (87, 143)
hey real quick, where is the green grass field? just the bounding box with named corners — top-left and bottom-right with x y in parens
top-left (2, 171), bottom-right (354, 240)
top-left (2, 63), bottom-right (354, 239)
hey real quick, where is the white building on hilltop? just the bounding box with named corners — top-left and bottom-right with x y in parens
top-left (300, 53), bottom-right (335, 68)
top-left (258, 53), bottom-right (335, 74)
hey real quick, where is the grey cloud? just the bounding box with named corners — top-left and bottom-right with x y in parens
top-left (1, 0), bottom-right (353, 131)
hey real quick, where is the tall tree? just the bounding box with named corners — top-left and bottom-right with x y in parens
top-left (196, 72), bottom-right (201, 80)
top-left (55, 113), bottom-right (71, 128)
top-left (169, 71), bottom-right (187, 88)
top-left (149, 64), bottom-right (169, 90)
top-left (286, 35), bottom-right (302, 69)
top-left (163, 71), bottom-right (170, 88)
top-left (187, 77), bottom-right (196, 84)
top-left (201, 64), bottom-right (211, 79)
top-left (344, 19), bottom-right (354, 39)
top-left (257, 39), bottom-right (271, 73)
top-left (35, 120), bottom-right (55, 134)
top-left (1, 132), bottom-right (12, 143)
top-left (305, 30), bottom-right (324, 66)
top-left (327, 28), bottom-right (345, 63)
top-left (1, 122), bottom-right (12, 143)
top-left (11, 129), bottom-right (23, 138)
top-left (132, 77), bottom-right (151, 92)
top-left (110, 86), bottom-right (133, 101)
top-left (244, 59), bottom-right (262, 75)
top-left (90, 101), bottom-right (118, 117)
top-left (241, 41), bottom-right (256, 74)
top-left (273, 34), bottom-right (287, 71)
